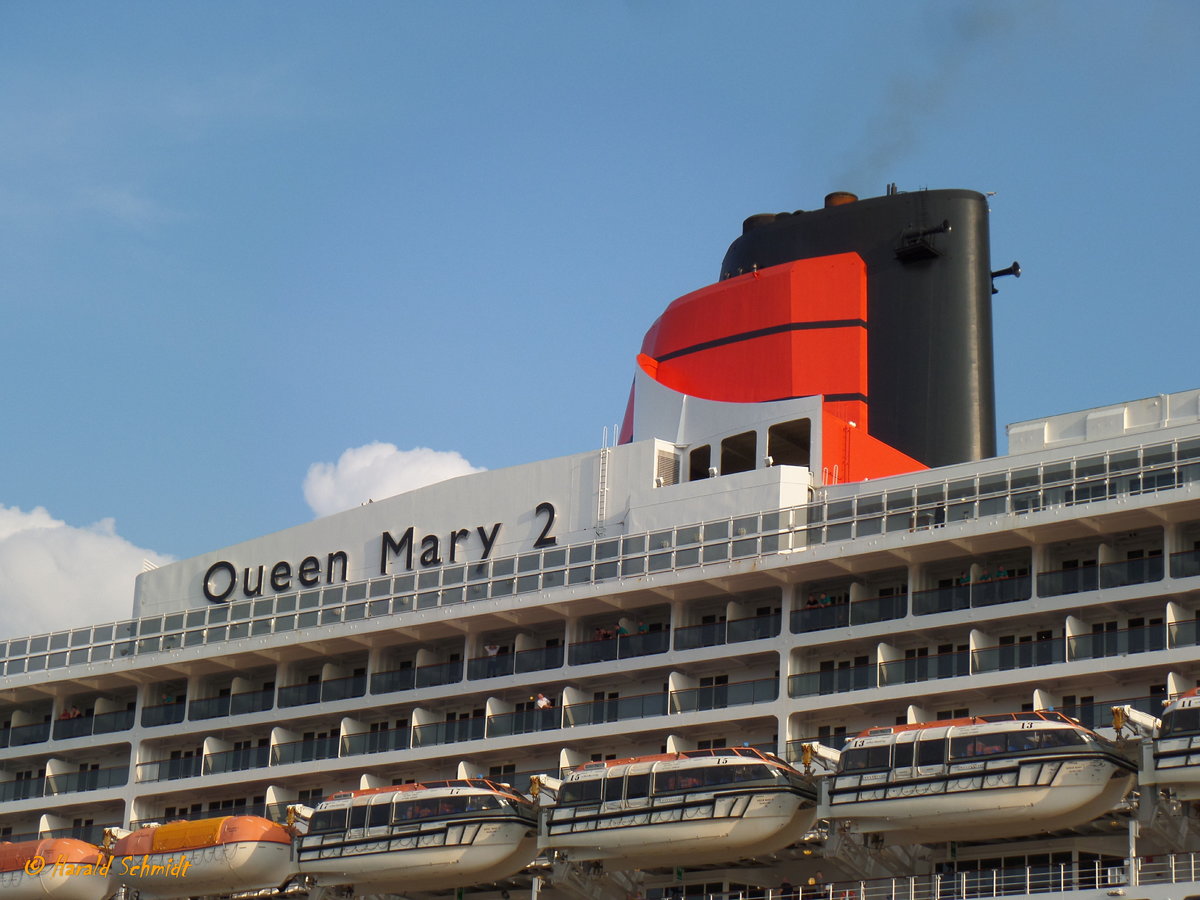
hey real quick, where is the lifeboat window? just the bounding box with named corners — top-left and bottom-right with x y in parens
top-left (842, 746), bottom-right (890, 772)
top-left (368, 802), bottom-right (390, 828)
top-left (309, 808), bottom-right (347, 834)
top-left (559, 780), bottom-right (602, 805)
top-left (916, 739), bottom-right (945, 767)
top-left (1038, 729), bottom-right (1086, 748)
top-left (1006, 730), bottom-right (1042, 753)
top-left (604, 776), bottom-right (625, 803)
top-left (348, 805), bottom-right (368, 830)
top-left (893, 742), bottom-right (914, 768)
top-left (626, 773), bottom-right (650, 799)
top-left (1162, 708), bottom-right (1200, 737)
top-left (950, 735), bottom-right (1006, 758)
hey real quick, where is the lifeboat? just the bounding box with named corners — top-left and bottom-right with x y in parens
top-left (293, 779), bottom-right (537, 894)
top-left (826, 710), bottom-right (1136, 843)
top-left (537, 747), bottom-right (818, 868)
top-left (107, 816), bottom-right (294, 900)
top-left (1116, 689), bottom-right (1200, 800)
top-left (0, 838), bottom-right (112, 900)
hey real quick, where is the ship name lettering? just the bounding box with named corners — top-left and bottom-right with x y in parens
top-left (203, 551), bottom-right (349, 603)
top-left (379, 522), bottom-right (502, 574)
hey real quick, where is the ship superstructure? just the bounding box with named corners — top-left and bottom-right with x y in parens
top-left (3, 188), bottom-right (1200, 899)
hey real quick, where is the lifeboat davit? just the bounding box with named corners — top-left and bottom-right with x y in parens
top-left (538, 747), bottom-right (818, 868)
top-left (294, 779), bottom-right (537, 894)
top-left (108, 816), bottom-right (294, 900)
top-left (828, 710), bottom-right (1136, 843)
top-left (0, 839), bottom-right (111, 900)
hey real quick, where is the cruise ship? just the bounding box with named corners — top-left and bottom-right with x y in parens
top-left (4, 186), bottom-right (1200, 900)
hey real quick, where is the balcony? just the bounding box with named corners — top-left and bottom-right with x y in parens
top-left (136, 755), bottom-right (202, 783)
top-left (412, 717), bottom-right (485, 748)
top-left (271, 735), bottom-right (339, 765)
top-left (1038, 565), bottom-right (1098, 598)
top-left (0, 778), bottom-right (43, 802)
top-left (973, 637), bottom-right (1066, 673)
top-left (141, 700), bottom-right (186, 728)
top-left (467, 652), bottom-right (516, 681)
top-left (970, 574), bottom-right (1032, 608)
top-left (342, 727), bottom-right (410, 756)
top-left (1069, 623), bottom-right (1167, 660)
top-left (46, 765), bottom-right (128, 795)
top-left (204, 746), bottom-right (270, 775)
top-left (1099, 555), bottom-right (1164, 589)
top-left (671, 677), bottom-right (777, 712)
top-left (788, 663), bottom-right (876, 698)
top-left (485, 708), bottom-right (561, 738)
top-left (1170, 548), bottom-right (1200, 579)
top-left (370, 667), bottom-right (415, 695)
top-left (673, 621), bottom-right (727, 651)
top-left (912, 584), bottom-right (971, 616)
top-left (415, 659), bottom-right (464, 689)
top-left (727, 613), bottom-right (782, 643)
top-left (879, 651), bottom-right (969, 686)
top-left (850, 594), bottom-right (906, 626)
top-left (1170, 619), bottom-right (1200, 648)
top-left (8, 721), bottom-right (51, 747)
top-left (277, 682), bottom-right (321, 708)
top-left (564, 691), bottom-right (668, 726)
top-left (230, 689), bottom-right (275, 717)
top-left (567, 631), bottom-right (669, 666)
top-left (790, 603), bottom-right (850, 634)
top-left (514, 644), bottom-right (565, 674)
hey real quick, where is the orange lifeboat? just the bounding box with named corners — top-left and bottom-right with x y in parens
top-left (108, 816), bottom-right (294, 900)
top-left (0, 838), bottom-right (112, 900)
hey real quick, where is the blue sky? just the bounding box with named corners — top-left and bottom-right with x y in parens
top-left (2, 2), bottom-right (1198, 635)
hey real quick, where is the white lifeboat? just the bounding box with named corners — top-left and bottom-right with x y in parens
top-left (294, 778), bottom-right (537, 894)
top-left (538, 747), bottom-right (817, 868)
top-left (108, 815), bottom-right (294, 899)
top-left (829, 710), bottom-right (1136, 843)
top-left (0, 839), bottom-right (112, 900)
top-left (1121, 689), bottom-right (1200, 800)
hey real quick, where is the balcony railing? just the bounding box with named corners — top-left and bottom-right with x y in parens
top-left (1171, 548), bottom-right (1200, 579)
top-left (0, 778), bottom-right (43, 802)
top-left (673, 621), bottom-right (727, 651)
top-left (467, 652), bottom-right (516, 680)
top-left (727, 613), bottom-right (782, 643)
top-left (412, 717), bottom-right (485, 748)
top-left (277, 682), bottom-right (321, 708)
top-left (370, 667), bottom-right (415, 694)
top-left (271, 735), bottom-right (339, 765)
top-left (136, 755), bottom-right (202, 783)
top-left (567, 631), bottom-right (670, 665)
top-left (203, 746), bottom-right (270, 775)
top-left (879, 651), bottom-right (969, 686)
top-left (52, 715), bottom-right (97, 740)
top-left (342, 727), bottom-right (410, 756)
top-left (321, 674), bottom-right (367, 702)
top-left (790, 602), bottom-right (850, 633)
top-left (912, 584), bottom-right (971, 616)
top-left (188, 695), bottom-right (232, 720)
top-left (1069, 624), bottom-right (1167, 660)
top-left (485, 708), bottom-right (561, 738)
top-left (8, 721), bottom-right (51, 747)
top-left (514, 644), bottom-right (565, 674)
top-left (1038, 566), bottom-right (1099, 597)
top-left (415, 659), bottom-right (464, 689)
top-left (789, 664), bottom-right (876, 698)
top-left (671, 677), bottom-right (777, 712)
top-left (973, 638), bottom-right (1066, 672)
top-left (46, 765), bottom-right (128, 795)
top-left (1099, 555), bottom-right (1164, 588)
top-left (850, 594), bottom-right (906, 626)
top-left (564, 691), bottom-right (668, 726)
top-left (229, 688), bottom-right (275, 716)
top-left (141, 700), bottom-right (186, 728)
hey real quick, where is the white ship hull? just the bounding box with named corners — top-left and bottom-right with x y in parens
top-left (0, 870), bottom-right (111, 900)
top-left (112, 841), bottom-right (294, 900)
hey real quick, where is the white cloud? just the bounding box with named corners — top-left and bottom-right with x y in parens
top-left (0, 505), bottom-right (172, 640)
top-left (303, 443), bottom-right (485, 518)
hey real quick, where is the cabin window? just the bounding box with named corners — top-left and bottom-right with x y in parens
top-left (626, 773), bottom-right (650, 799)
top-left (768, 419), bottom-right (811, 467)
top-left (721, 431), bottom-right (756, 475)
top-left (559, 780), bottom-right (602, 804)
top-left (309, 808), bottom-right (347, 833)
top-left (916, 739), bottom-right (944, 767)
